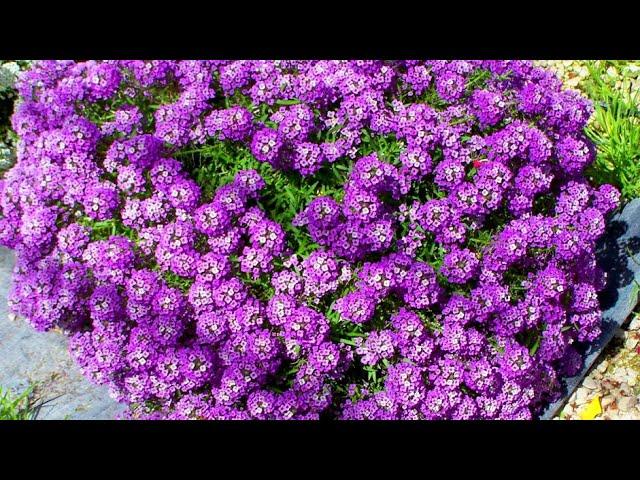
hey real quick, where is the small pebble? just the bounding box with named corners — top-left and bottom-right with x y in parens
top-left (619, 382), bottom-right (632, 395)
top-left (613, 368), bottom-right (628, 383)
top-left (618, 397), bottom-right (636, 412)
top-left (596, 360), bottom-right (608, 373)
top-left (625, 336), bottom-right (639, 350)
top-left (575, 387), bottom-right (590, 404)
top-left (601, 395), bottom-right (615, 408)
top-left (583, 377), bottom-right (598, 390)
top-left (627, 64), bottom-right (640, 75)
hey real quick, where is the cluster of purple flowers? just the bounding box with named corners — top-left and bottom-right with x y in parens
top-left (0, 60), bottom-right (621, 420)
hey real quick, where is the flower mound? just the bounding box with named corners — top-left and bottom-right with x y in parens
top-left (0, 60), bottom-right (621, 420)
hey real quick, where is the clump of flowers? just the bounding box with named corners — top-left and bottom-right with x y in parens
top-left (0, 60), bottom-right (620, 420)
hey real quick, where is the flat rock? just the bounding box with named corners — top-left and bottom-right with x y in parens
top-left (624, 336), bottom-right (639, 350)
top-left (618, 382), bottom-right (632, 395)
top-left (0, 247), bottom-right (126, 420)
top-left (575, 387), bottom-right (590, 404)
top-left (612, 368), bottom-right (628, 383)
top-left (596, 360), bottom-right (609, 373)
top-left (601, 395), bottom-right (615, 408)
top-left (617, 396), bottom-right (637, 412)
top-left (582, 377), bottom-right (598, 390)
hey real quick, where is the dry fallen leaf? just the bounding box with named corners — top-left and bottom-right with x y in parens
top-left (579, 396), bottom-right (602, 420)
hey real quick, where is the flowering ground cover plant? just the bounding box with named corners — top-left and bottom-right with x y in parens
top-left (0, 60), bottom-right (621, 420)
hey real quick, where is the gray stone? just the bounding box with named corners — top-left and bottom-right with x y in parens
top-left (612, 367), bottom-right (628, 383)
top-left (575, 387), bottom-right (590, 404)
top-left (601, 395), bottom-right (615, 408)
top-left (0, 247), bottom-right (126, 420)
top-left (617, 396), bottom-right (636, 412)
top-left (624, 336), bottom-right (638, 350)
top-left (618, 382), bottom-right (632, 395)
top-left (597, 360), bottom-right (609, 373)
top-left (582, 377), bottom-right (598, 390)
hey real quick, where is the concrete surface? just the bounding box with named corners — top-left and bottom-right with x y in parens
top-left (0, 247), bottom-right (126, 420)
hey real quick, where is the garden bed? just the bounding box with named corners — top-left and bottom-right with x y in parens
top-left (1, 60), bottom-right (638, 420)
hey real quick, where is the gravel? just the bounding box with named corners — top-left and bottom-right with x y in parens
top-left (535, 60), bottom-right (640, 108)
top-left (556, 313), bottom-right (640, 420)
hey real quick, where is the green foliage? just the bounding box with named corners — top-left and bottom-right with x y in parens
top-left (0, 61), bottom-right (32, 174)
top-left (77, 216), bottom-right (137, 242)
top-left (581, 61), bottom-right (640, 201)
top-left (465, 68), bottom-right (493, 93)
top-left (162, 270), bottom-right (194, 294)
top-left (176, 136), bottom-right (354, 258)
top-left (0, 385), bottom-right (52, 420)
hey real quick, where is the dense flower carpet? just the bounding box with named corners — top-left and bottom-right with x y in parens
top-left (0, 60), bottom-right (622, 419)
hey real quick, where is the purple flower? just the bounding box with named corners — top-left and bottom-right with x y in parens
top-left (440, 246), bottom-right (480, 284)
top-left (2, 60), bottom-right (617, 420)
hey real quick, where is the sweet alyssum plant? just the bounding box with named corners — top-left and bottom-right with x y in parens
top-left (0, 60), bottom-right (620, 419)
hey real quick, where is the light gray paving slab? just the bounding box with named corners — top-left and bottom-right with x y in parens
top-left (0, 247), bottom-right (126, 420)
